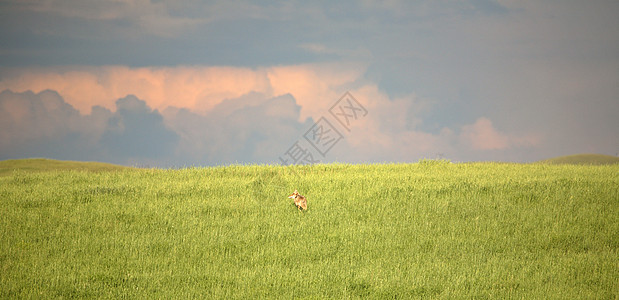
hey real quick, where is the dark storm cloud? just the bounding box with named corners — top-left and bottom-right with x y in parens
top-left (0, 90), bottom-right (179, 165)
top-left (0, 89), bottom-right (104, 161)
top-left (100, 95), bottom-right (178, 163)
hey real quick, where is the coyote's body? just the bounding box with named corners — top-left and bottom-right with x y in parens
top-left (288, 190), bottom-right (307, 211)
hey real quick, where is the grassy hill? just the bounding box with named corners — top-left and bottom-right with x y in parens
top-left (1, 162), bottom-right (617, 298)
top-left (538, 153), bottom-right (619, 165)
top-left (0, 158), bottom-right (131, 176)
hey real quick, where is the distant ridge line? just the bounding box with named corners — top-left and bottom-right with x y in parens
top-left (537, 154), bottom-right (619, 165)
top-left (0, 158), bottom-right (132, 176)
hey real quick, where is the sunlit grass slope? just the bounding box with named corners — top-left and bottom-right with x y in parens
top-left (538, 153), bottom-right (619, 165)
top-left (1, 162), bottom-right (617, 298)
top-left (0, 158), bottom-right (131, 176)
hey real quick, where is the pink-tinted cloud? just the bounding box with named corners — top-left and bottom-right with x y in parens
top-left (0, 64), bottom-right (542, 164)
top-left (459, 117), bottom-right (541, 151)
top-left (266, 63), bottom-right (367, 121)
top-left (460, 117), bottom-right (510, 150)
top-left (0, 66), bottom-right (272, 114)
top-left (0, 64), bottom-right (364, 120)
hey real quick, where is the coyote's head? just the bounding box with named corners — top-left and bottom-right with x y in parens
top-left (288, 190), bottom-right (300, 199)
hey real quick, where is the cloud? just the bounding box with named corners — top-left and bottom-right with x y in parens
top-left (163, 92), bottom-right (312, 165)
top-left (100, 95), bottom-right (179, 163)
top-left (0, 90), bottom-right (179, 165)
top-left (0, 66), bottom-right (274, 114)
top-left (0, 88), bottom-right (315, 166)
top-left (460, 117), bottom-right (510, 150)
top-left (2, 0), bottom-right (207, 38)
top-left (0, 65), bottom-right (372, 165)
top-left (0, 89), bottom-right (106, 161)
top-left (0, 84), bottom-right (431, 166)
top-left (0, 64), bottom-right (549, 165)
top-left (266, 63), bottom-right (367, 121)
top-left (0, 64), bottom-right (364, 121)
top-left (459, 117), bottom-right (542, 152)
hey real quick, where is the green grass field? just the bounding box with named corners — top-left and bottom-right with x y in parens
top-left (1, 159), bottom-right (617, 298)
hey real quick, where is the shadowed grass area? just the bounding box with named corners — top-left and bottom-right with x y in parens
top-left (1, 161), bottom-right (617, 298)
top-left (537, 153), bottom-right (619, 165)
top-left (0, 158), bottom-right (132, 176)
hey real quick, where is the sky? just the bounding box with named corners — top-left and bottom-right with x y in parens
top-left (1, 0), bottom-right (618, 166)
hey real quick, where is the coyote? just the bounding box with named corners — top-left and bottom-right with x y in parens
top-left (288, 190), bottom-right (307, 211)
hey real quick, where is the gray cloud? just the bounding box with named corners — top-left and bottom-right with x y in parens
top-left (162, 92), bottom-right (313, 166)
top-left (0, 89), bottom-right (103, 161)
top-left (0, 90), bottom-right (180, 166)
top-left (100, 95), bottom-right (179, 165)
top-left (0, 89), bottom-right (316, 166)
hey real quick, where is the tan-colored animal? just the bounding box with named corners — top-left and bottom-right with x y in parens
top-left (288, 190), bottom-right (307, 211)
